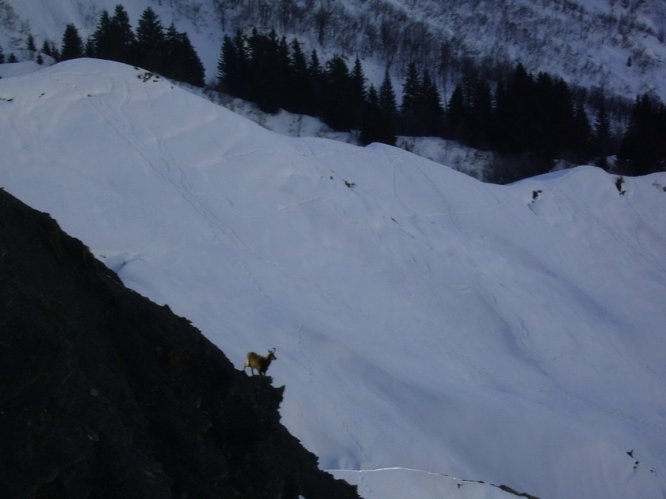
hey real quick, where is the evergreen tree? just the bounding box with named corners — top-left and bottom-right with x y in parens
top-left (468, 77), bottom-right (493, 148)
top-left (274, 35), bottom-right (291, 109)
top-left (490, 64), bottom-right (549, 181)
top-left (593, 99), bottom-right (611, 167)
top-left (246, 30), bottom-right (283, 113)
top-left (618, 94), bottom-right (666, 175)
top-left (542, 76), bottom-right (578, 162)
top-left (379, 70), bottom-right (398, 123)
top-left (445, 84), bottom-right (467, 141)
top-left (307, 49), bottom-right (324, 117)
top-left (285, 38), bottom-right (311, 115)
top-left (90, 6), bottom-right (135, 63)
top-left (446, 70), bottom-right (487, 146)
top-left (91, 10), bottom-right (113, 59)
top-left (84, 36), bottom-right (94, 57)
top-left (378, 69), bottom-right (398, 140)
top-left (135, 7), bottom-right (165, 72)
top-left (26, 34), bottom-right (36, 52)
top-left (493, 64), bottom-right (527, 153)
top-left (61, 24), bottom-right (83, 61)
top-left (400, 63), bottom-right (421, 135)
top-left (0, 46), bottom-right (4, 64)
top-left (49, 43), bottom-right (60, 61)
top-left (533, 73), bottom-right (559, 160)
top-left (360, 86), bottom-right (382, 145)
top-left (110, 4), bottom-right (136, 64)
top-left (573, 103), bottom-right (593, 164)
top-left (503, 63), bottom-right (534, 154)
top-left (163, 23), bottom-right (180, 69)
top-left (163, 24), bottom-right (205, 87)
top-left (349, 57), bottom-right (367, 129)
top-left (8, 53), bottom-right (17, 63)
top-left (322, 55), bottom-right (355, 130)
top-left (217, 34), bottom-right (242, 96)
top-left (360, 85), bottom-right (396, 146)
top-left (420, 70), bottom-right (443, 136)
top-left (491, 64), bottom-right (589, 180)
top-left (400, 64), bottom-right (443, 136)
top-left (41, 41), bottom-right (52, 58)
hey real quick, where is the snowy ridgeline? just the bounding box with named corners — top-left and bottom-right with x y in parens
top-left (216, 92), bottom-right (495, 181)
top-left (1, 60), bottom-right (666, 499)
top-left (331, 467), bottom-right (541, 498)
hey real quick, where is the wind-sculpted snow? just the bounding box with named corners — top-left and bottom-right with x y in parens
top-left (1, 60), bottom-right (666, 499)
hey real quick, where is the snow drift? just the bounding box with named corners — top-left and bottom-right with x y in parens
top-left (1, 59), bottom-right (665, 498)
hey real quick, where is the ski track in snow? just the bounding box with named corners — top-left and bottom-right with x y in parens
top-left (85, 70), bottom-right (276, 307)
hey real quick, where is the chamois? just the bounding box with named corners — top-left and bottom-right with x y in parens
top-left (243, 348), bottom-right (277, 376)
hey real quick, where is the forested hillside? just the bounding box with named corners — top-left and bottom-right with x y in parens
top-left (2, 0), bottom-right (665, 181)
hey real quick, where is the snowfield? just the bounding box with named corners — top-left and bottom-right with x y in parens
top-left (1, 60), bottom-right (666, 499)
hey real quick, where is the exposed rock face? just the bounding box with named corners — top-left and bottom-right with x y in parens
top-left (0, 188), bottom-right (359, 499)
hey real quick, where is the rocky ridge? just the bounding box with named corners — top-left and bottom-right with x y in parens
top-left (0, 187), bottom-right (359, 499)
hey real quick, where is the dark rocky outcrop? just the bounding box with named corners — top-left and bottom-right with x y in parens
top-left (0, 188), bottom-right (359, 499)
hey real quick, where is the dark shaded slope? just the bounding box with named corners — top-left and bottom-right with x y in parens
top-left (0, 188), bottom-right (359, 499)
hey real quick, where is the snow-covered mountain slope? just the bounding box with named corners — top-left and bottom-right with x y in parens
top-left (2, 0), bottom-right (665, 100)
top-left (214, 93), bottom-right (495, 180)
top-left (2, 59), bottom-right (666, 499)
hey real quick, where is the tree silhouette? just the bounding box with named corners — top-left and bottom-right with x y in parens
top-left (92, 11), bottom-right (114, 60)
top-left (378, 69), bottom-right (398, 140)
top-left (135, 7), bottom-right (165, 72)
top-left (285, 39), bottom-right (311, 115)
top-left (86, 5), bottom-right (206, 86)
top-left (163, 24), bottom-right (205, 87)
top-left (217, 34), bottom-right (246, 97)
top-left (321, 55), bottom-right (355, 130)
top-left (61, 24), bottom-right (84, 61)
top-left (420, 70), bottom-right (443, 136)
top-left (41, 41), bottom-right (52, 58)
top-left (110, 5), bottom-right (136, 64)
top-left (27, 34), bottom-right (36, 52)
top-left (349, 57), bottom-right (367, 130)
top-left (400, 63), bottom-right (422, 135)
top-left (618, 95), bottom-right (666, 175)
top-left (379, 70), bottom-right (397, 121)
top-left (360, 85), bottom-right (397, 146)
top-left (593, 99), bottom-right (611, 167)
top-left (307, 49), bottom-right (324, 117)
top-left (401, 64), bottom-right (443, 136)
